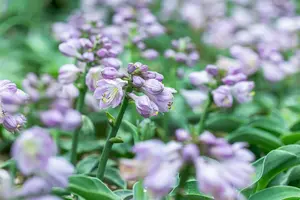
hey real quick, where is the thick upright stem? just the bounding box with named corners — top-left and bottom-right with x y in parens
top-left (70, 68), bottom-right (88, 165)
top-left (96, 96), bottom-right (129, 180)
top-left (197, 95), bottom-right (212, 135)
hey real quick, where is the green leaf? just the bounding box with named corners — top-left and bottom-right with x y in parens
top-left (106, 112), bottom-right (116, 126)
top-left (281, 132), bottom-right (300, 145)
top-left (114, 190), bottom-right (133, 200)
top-left (183, 180), bottom-right (214, 200)
top-left (133, 181), bottom-right (149, 200)
top-left (206, 113), bottom-right (247, 132)
top-left (123, 120), bottom-right (139, 143)
top-left (104, 167), bottom-right (126, 188)
top-left (249, 186), bottom-right (300, 200)
top-left (244, 145), bottom-right (300, 195)
top-left (80, 115), bottom-right (96, 139)
top-left (227, 127), bottom-right (283, 151)
top-left (60, 139), bottom-right (104, 153)
top-left (68, 175), bottom-right (121, 200)
top-left (248, 117), bottom-right (287, 137)
top-left (76, 155), bottom-right (116, 175)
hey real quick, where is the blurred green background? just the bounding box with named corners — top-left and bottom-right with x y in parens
top-left (0, 0), bottom-right (81, 83)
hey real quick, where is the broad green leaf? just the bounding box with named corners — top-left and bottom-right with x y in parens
top-left (114, 190), bottom-right (133, 200)
top-left (206, 113), bottom-right (247, 132)
top-left (248, 117), bottom-right (287, 136)
top-left (183, 180), bottom-right (214, 200)
top-left (249, 186), bottom-right (300, 200)
top-left (281, 132), bottom-right (300, 144)
top-left (133, 181), bottom-right (149, 200)
top-left (76, 154), bottom-right (116, 174)
top-left (104, 167), bottom-right (126, 188)
top-left (243, 145), bottom-right (300, 196)
top-left (227, 127), bottom-right (283, 151)
top-left (68, 175), bottom-right (120, 200)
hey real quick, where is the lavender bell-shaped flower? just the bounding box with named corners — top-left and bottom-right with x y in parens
top-left (142, 79), bottom-right (164, 95)
top-left (86, 66), bottom-right (103, 92)
top-left (232, 81), bottom-right (255, 103)
top-left (212, 85), bottom-right (233, 108)
top-left (3, 114), bottom-right (26, 132)
top-left (175, 129), bottom-right (191, 142)
top-left (11, 127), bottom-right (57, 175)
top-left (61, 110), bottom-right (82, 131)
top-left (128, 93), bottom-right (159, 118)
top-left (58, 64), bottom-right (81, 84)
top-left (189, 71), bottom-right (213, 87)
top-left (59, 39), bottom-right (82, 59)
top-left (101, 67), bottom-right (118, 79)
top-left (40, 110), bottom-right (64, 128)
top-left (94, 79), bottom-right (127, 109)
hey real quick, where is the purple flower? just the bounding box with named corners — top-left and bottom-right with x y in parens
top-left (182, 144), bottom-right (199, 162)
top-left (181, 89), bottom-right (208, 110)
top-left (175, 129), bottom-right (191, 142)
top-left (59, 84), bottom-right (79, 99)
top-left (0, 169), bottom-right (12, 199)
top-left (222, 73), bottom-right (247, 85)
top-left (132, 76), bottom-right (145, 88)
top-left (142, 49), bottom-right (159, 60)
top-left (128, 93), bottom-right (159, 118)
top-left (12, 127), bottom-right (57, 175)
top-left (17, 177), bottom-right (51, 198)
top-left (3, 114), bottom-right (26, 132)
top-left (42, 157), bottom-right (74, 188)
top-left (59, 39), bottom-right (82, 59)
top-left (120, 140), bottom-right (183, 198)
top-left (205, 65), bottom-right (219, 76)
top-left (128, 62), bottom-right (149, 74)
top-left (189, 71), bottom-right (213, 87)
top-left (0, 80), bottom-right (17, 93)
top-left (232, 81), bottom-right (255, 103)
top-left (41, 110), bottom-right (63, 128)
top-left (60, 110), bottom-right (82, 131)
top-left (142, 79), bottom-right (164, 95)
top-left (262, 61), bottom-right (286, 82)
top-left (212, 85), bottom-right (233, 108)
top-left (145, 87), bottom-right (177, 112)
top-left (102, 57), bottom-right (122, 69)
top-left (58, 64), bottom-right (81, 85)
top-left (94, 79), bottom-right (127, 109)
top-left (101, 67), bottom-right (118, 79)
top-left (86, 67), bottom-right (102, 92)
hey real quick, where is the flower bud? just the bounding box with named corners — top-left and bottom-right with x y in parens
top-left (128, 93), bottom-right (159, 118)
top-left (40, 110), bottom-right (64, 128)
top-left (143, 79), bottom-right (164, 95)
top-left (128, 62), bottom-right (148, 74)
top-left (142, 49), bottom-right (159, 60)
top-left (79, 38), bottom-right (93, 49)
top-left (132, 76), bottom-right (145, 87)
top-left (101, 67), bottom-right (118, 79)
top-left (205, 65), bottom-right (219, 76)
top-left (3, 115), bottom-right (26, 132)
top-left (82, 52), bottom-right (95, 62)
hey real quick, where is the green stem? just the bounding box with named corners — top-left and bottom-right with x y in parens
top-left (197, 95), bottom-right (212, 135)
top-left (96, 95), bottom-right (129, 180)
top-left (70, 68), bottom-right (88, 165)
top-left (175, 167), bottom-right (190, 200)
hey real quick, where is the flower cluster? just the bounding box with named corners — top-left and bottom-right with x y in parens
top-left (120, 130), bottom-right (254, 199)
top-left (165, 37), bottom-right (200, 67)
top-left (0, 80), bottom-right (28, 132)
top-left (183, 63), bottom-right (255, 109)
top-left (90, 62), bottom-right (176, 118)
top-left (59, 35), bottom-right (122, 65)
top-left (11, 127), bottom-right (74, 199)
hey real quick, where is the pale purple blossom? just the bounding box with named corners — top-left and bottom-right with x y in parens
top-left (94, 79), bottom-right (127, 109)
top-left (12, 127), bottom-right (57, 175)
top-left (212, 86), bottom-right (233, 108)
top-left (58, 64), bottom-right (81, 85)
top-left (232, 81), bottom-right (255, 103)
top-left (128, 93), bottom-right (158, 118)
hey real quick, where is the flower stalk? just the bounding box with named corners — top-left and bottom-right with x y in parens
top-left (70, 67), bottom-right (89, 165)
top-left (96, 91), bottom-right (129, 180)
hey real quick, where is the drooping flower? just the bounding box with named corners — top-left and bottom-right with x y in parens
top-left (11, 127), bottom-right (57, 175)
top-left (212, 85), bottom-right (233, 108)
top-left (145, 87), bottom-right (177, 112)
top-left (128, 93), bottom-right (158, 118)
top-left (232, 81), bottom-right (255, 103)
top-left (94, 79), bottom-right (128, 109)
